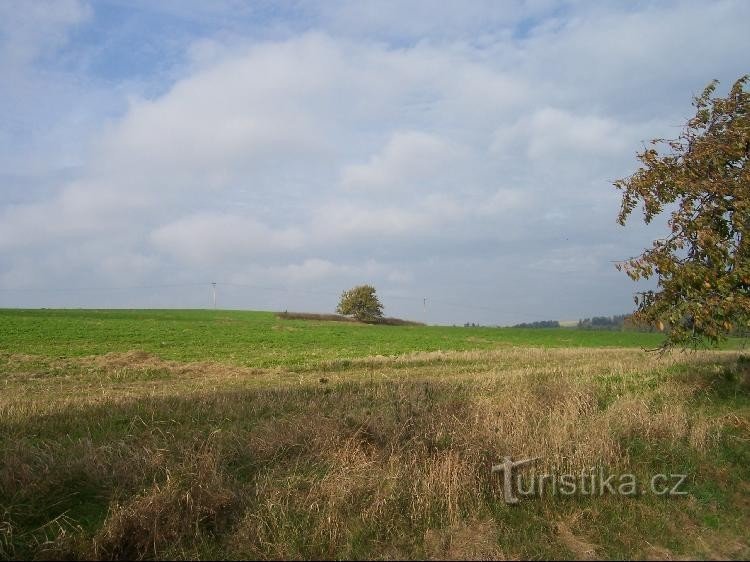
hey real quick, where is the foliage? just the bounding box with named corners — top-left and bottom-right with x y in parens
top-left (336, 284), bottom-right (384, 322)
top-left (615, 75), bottom-right (750, 348)
top-left (577, 315), bottom-right (626, 330)
top-left (513, 320), bottom-right (560, 329)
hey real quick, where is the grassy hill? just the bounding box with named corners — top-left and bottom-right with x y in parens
top-left (0, 309), bottom-right (748, 559)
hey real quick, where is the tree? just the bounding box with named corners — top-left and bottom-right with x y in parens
top-left (615, 75), bottom-right (750, 348)
top-left (336, 284), bottom-right (384, 322)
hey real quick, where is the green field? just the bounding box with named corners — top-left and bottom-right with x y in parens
top-left (0, 308), bottom-right (718, 368)
top-left (1, 309), bottom-right (749, 560)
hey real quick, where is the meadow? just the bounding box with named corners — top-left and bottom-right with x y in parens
top-left (0, 309), bottom-right (705, 368)
top-left (0, 309), bottom-right (748, 560)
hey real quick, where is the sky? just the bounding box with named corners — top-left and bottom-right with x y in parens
top-left (0, 0), bottom-right (748, 325)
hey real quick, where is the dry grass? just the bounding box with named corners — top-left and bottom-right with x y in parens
top-left (276, 311), bottom-right (425, 326)
top-left (423, 517), bottom-right (503, 560)
top-left (555, 518), bottom-right (599, 561)
top-left (276, 311), bottom-right (362, 323)
top-left (93, 446), bottom-right (235, 560)
top-left (0, 347), bottom-right (748, 559)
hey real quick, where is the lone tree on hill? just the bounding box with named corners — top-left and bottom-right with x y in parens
top-left (337, 284), bottom-right (384, 322)
top-left (615, 75), bottom-right (750, 348)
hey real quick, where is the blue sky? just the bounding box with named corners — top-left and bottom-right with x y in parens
top-left (1, 0), bottom-right (748, 324)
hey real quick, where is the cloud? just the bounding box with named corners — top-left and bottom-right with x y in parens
top-left (311, 201), bottom-right (445, 241)
top-left (151, 213), bottom-right (304, 265)
top-left (1, 1), bottom-right (748, 323)
top-left (492, 107), bottom-right (630, 161)
top-left (341, 131), bottom-right (465, 192)
top-left (509, 0), bottom-right (750, 119)
top-left (2, 32), bottom-right (527, 255)
top-left (477, 188), bottom-right (531, 217)
top-left (315, 0), bottom-right (557, 43)
top-left (250, 257), bottom-right (413, 286)
top-left (0, 0), bottom-right (90, 68)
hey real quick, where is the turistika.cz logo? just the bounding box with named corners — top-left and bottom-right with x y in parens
top-left (491, 456), bottom-right (688, 505)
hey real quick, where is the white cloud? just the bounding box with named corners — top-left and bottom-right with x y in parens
top-left (100, 252), bottom-right (159, 282)
top-left (151, 213), bottom-right (304, 265)
top-left (248, 257), bottom-right (413, 286)
top-left (311, 202), bottom-right (436, 239)
top-left (508, 0), bottom-right (750, 118)
top-left (2, 32), bottom-right (529, 257)
top-left (341, 131), bottom-right (465, 192)
top-left (491, 107), bottom-right (632, 162)
top-left (2, 1), bottom-right (749, 322)
top-left (266, 258), bottom-right (346, 283)
top-left (316, 0), bottom-right (557, 42)
top-left (477, 188), bottom-right (531, 217)
top-left (0, 0), bottom-right (90, 69)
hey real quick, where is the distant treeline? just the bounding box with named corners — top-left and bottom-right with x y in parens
top-left (506, 314), bottom-right (657, 332)
top-left (576, 314), bottom-right (655, 332)
top-left (512, 320), bottom-right (560, 329)
top-left (577, 314), bottom-right (630, 330)
top-left (466, 314), bottom-right (747, 336)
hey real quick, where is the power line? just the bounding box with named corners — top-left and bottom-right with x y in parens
top-left (0, 282), bottom-right (209, 293)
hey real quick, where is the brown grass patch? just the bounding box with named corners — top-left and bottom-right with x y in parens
top-left (555, 517), bottom-right (599, 560)
top-left (424, 518), bottom-right (503, 560)
top-left (276, 311), bottom-right (361, 323)
top-left (93, 447), bottom-right (235, 560)
top-left (79, 350), bottom-right (266, 378)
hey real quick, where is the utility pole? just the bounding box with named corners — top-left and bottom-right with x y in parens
top-left (211, 282), bottom-right (217, 309)
top-left (423, 297), bottom-right (427, 324)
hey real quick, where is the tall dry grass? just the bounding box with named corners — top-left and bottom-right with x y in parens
top-left (0, 347), bottom-right (747, 559)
